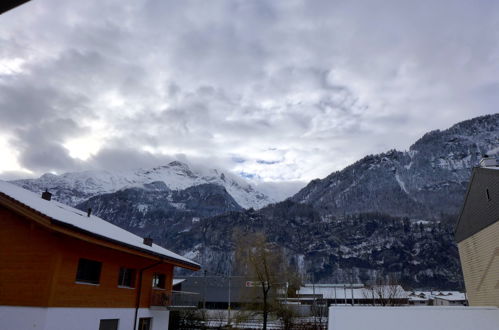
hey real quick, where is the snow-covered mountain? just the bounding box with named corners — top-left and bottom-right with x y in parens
top-left (168, 113), bottom-right (498, 288)
top-left (11, 161), bottom-right (273, 209)
top-left (292, 114), bottom-right (499, 219)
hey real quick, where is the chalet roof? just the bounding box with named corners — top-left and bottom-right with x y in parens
top-left (0, 180), bottom-right (200, 270)
top-left (455, 167), bottom-right (499, 243)
top-left (433, 292), bottom-right (467, 301)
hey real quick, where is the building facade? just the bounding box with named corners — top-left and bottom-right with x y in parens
top-left (0, 181), bottom-right (200, 330)
top-left (455, 160), bottom-right (499, 307)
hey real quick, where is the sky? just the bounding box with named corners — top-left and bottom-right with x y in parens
top-left (1, 0), bottom-right (498, 191)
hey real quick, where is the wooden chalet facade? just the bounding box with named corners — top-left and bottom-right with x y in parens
top-left (0, 181), bottom-right (200, 330)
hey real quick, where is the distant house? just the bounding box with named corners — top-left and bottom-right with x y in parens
top-left (0, 181), bottom-right (200, 330)
top-left (406, 291), bottom-right (467, 306)
top-left (455, 157), bottom-right (499, 307)
top-left (433, 292), bottom-right (467, 306)
top-left (407, 291), bottom-right (430, 305)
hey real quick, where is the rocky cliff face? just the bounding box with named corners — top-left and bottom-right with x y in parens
top-left (76, 182), bottom-right (242, 239)
top-left (172, 202), bottom-right (461, 289)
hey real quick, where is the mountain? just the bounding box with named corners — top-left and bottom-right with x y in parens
top-left (11, 161), bottom-right (273, 209)
top-left (10, 114), bottom-right (499, 289)
top-left (77, 182), bottom-right (242, 239)
top-left (292, 114), bottom-right (499, 219)
top-left (169, 114), bottom-right (498, 288)
top-left (172, 203), bottom-right (461, 289)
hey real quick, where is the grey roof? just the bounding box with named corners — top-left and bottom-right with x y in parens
top-left (175, 276), bottom-right (272, 304)
top-left (455, 167), bottom-right (499, 243)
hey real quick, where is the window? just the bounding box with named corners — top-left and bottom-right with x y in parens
top-left (138, 318), bottom-right (152, 330)
top-left (99, 319), bottom-right (119, 330)
top-left (75, 258), bottom-right (102, 284)
top-left (118, 267), bottom-right (136, 288)
top-left (152, 273), bottom-right (166, 289)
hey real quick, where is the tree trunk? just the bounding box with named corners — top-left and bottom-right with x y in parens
top-left (263, 287), bottom-right (268, 330)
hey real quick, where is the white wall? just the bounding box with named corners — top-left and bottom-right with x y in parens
top-left (0, 306), bottom-right (48, 329)
top-left (328, 306), bottom-right (499, 330)
top-left (0, 306), bottom-right (169, 330)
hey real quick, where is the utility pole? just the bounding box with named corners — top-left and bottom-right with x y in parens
top-left (203, 270), bottom-right (207, 310)
top-left (334, 285), bottom-right (337, 306)
top-left (227, 268), bottom-right (231, 327)
top-left (312, 274), bottom-right (317, 328)
top-left (350, 269), bottom-right (354, 306)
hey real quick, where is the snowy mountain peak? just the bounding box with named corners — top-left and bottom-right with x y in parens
top-left (11, 162), bottom-right (275, 209)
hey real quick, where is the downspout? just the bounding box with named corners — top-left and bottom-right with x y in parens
top-left (133, 260), bottom-right (163, 330)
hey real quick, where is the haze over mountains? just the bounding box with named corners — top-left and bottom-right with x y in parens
top-left (10, 113), bottom-right (499, 289)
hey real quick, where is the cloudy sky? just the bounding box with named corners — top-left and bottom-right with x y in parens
top-left (1, 1), bottom-right (498, 189)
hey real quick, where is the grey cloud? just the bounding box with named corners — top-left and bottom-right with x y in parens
top-left (87, 147), bottom-right (174, 172)
top-left (10, 118), bottom-right (87, 172)
top-left (1, 0), bottom-right (498, 183)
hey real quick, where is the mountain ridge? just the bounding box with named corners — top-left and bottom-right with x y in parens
top-left (11, 161), bottom-right (274, 209)
top-left (291, 113), bottom-right (499, 219)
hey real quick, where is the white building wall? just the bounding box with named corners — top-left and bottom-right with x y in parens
top-left (328, 306), bottom-right (499, 330)
top-left (0, 306), bottom-right (169, 330)
top-left (0, 306), bottom-right (48, 330)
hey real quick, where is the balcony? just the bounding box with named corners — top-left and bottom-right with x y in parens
top-left (150, 290), bottom-right (200, 310)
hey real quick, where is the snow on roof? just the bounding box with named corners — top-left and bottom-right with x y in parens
top-left (298, 285), bottom-right (407, 300)
top-left (406, 291), bottom-right (466, 301)
top-left (0, 180), bottom-right (199, 269)
top-left (329, 306), bottom-right (499, 330)
top-left (433, 292), bottom-right (467, 301)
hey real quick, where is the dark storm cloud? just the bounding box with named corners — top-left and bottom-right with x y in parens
top-left (1, 0), bottom-right (498, 185)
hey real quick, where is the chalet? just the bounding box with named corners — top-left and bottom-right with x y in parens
top-left (433, 292), bottom-right (467, 306)
top-left (455, 157), bottom-right (499, 307)
top-left (0, 180), bottom-right (200, 330)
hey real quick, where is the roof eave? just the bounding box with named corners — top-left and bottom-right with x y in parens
top-left (0, 191), bottom-right (200, 271)
top-left (50, 218), bottom-right (200, 271)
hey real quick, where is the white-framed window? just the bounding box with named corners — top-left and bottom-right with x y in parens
top-left (152, 273), bottom-right (166, 289)
top-left (138, 317), bottom-right (152, 330)
top-left (75, 258), bottom-right (102, 285)
top-left (99, 319), bottom-right (119, 330)
top-left (118, 267), bottom-right (136, 288)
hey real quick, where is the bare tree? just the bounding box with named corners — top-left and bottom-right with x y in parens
top-left (362, 275), bottom-right (406, 306)
top-left (233, 230), bottom-right (300, 330)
